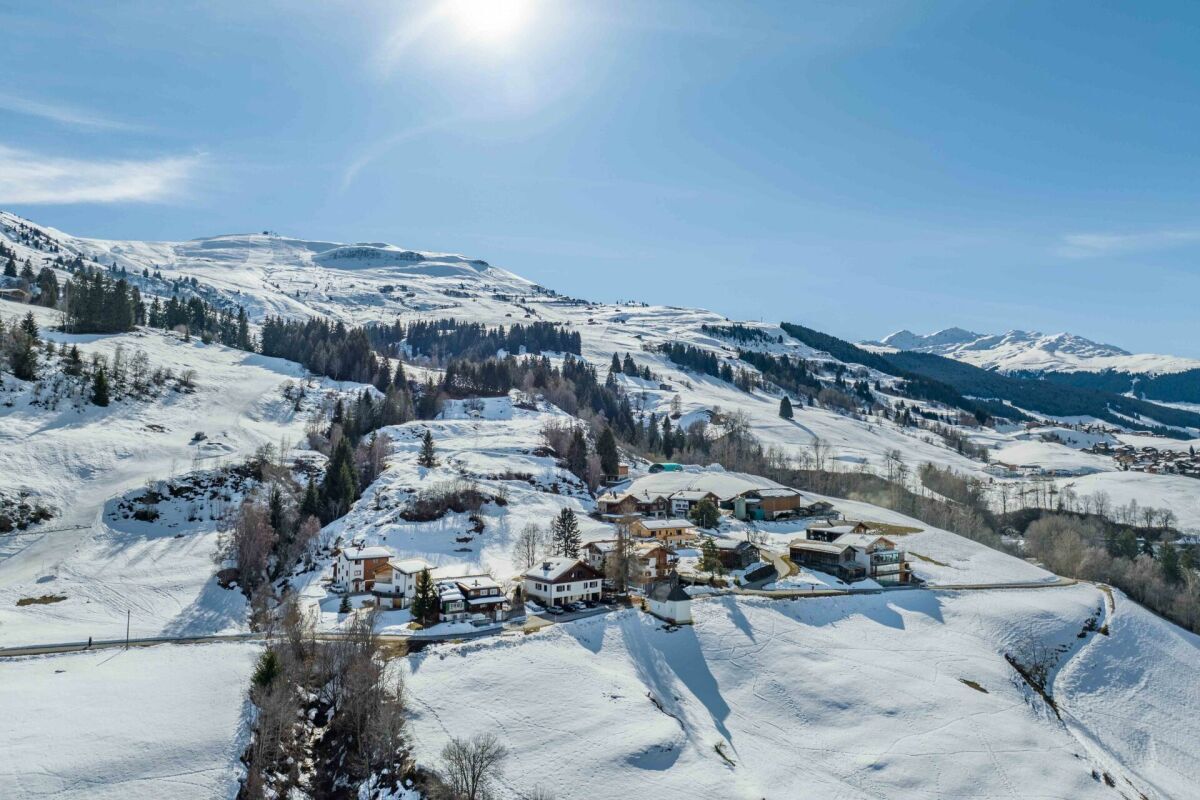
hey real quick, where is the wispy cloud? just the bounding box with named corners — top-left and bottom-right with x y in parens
top-left (0, 92), bottom-right (141, 131)
top-left (339, 116), bottom-right (463, 192)
top-left (0, 144), bottom-right (203, 204)
top-left (1057, 229), bottom-right (1200, 259)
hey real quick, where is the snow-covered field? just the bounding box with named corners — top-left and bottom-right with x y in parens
top-left (0, 642), bottom-right (258, 800)
top-left (397, 584), bottom-right (1188, 800)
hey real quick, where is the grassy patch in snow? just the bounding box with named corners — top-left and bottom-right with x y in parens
top-left (909, 551), bottom-right (949, 567)
top-left (15, 594), bottom-right (67, 606)
top-left (958, 678), bottom-right (988, 693)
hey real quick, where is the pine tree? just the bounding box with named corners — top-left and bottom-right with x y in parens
top-left (20, 312), bottom-right (38, 339)
top-left (339, 594), bottom-right (352, 614)
top-left (779, 396), bottom-right (794, 419)
top-left (596, 427), bottom-right (619, 477)
top-left (10, 337), bottom-right (38, 381)
top-left (690, 497), bottom-right (720, 529)
top-left (411, 568), bottom-right (438, 625)
top-left (418, 429), bottom-right (437, 467)
top-left (700, 537), bottom-right (723, 574)
top-left (566, 428), bottom-right (588, 478)
top-left (2, 258), bottom-right (15, 278)
top-left (235, 307), bottom-right (251, 350)
top-left (1160, 542), bottom-right (1182, 584)
top-left (91, 367), bottom-right (110, 406)
top-left (609, 352), bottom-right (622, 374)
top-left (300, 478), bottom-right (321, 519)
top-left (550, 507), bottom-right (581, 558)
top-left (252, 649), bottom-right (281, 687)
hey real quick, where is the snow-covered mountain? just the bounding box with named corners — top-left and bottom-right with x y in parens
top-left (866, 327), bottom-right (1200, 374)
top-left (6, 210), bottom-right (1200, 800)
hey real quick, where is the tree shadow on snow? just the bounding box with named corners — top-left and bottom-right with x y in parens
top-left (162, 576), bottom-right (247, 637)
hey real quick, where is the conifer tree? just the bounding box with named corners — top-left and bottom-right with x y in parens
top-left (609, 352), bottom-right (622, 374)
top-left (418, 429), bottom-right (437, 467)
top-left (300, 478), bottom-right (321, 519)
top-left (596, 427), bottom-right (619, 477)
top-left (701, 537), bottom-right (723, 574)
top-left (566, 428), bottom-right (588, 478)
top-left (2, 258), bottom-right (15, 278)
top-left (690, 498), bottom-right (720, 529)
top-left (779, 396), bottom-right (794, 419)
top-left (91, 367), bottom-right (110, 406)
top-left (411, 568), bottom-right (438, 625)
top-left (20, 312), bottom-right (38, 339)
top-left (550, 507), bottom-right (581, 558)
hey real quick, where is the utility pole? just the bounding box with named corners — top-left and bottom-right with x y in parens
top-left (125, 609), bottom-right (130, 650)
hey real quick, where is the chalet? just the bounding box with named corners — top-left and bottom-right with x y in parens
top-left (669, 490), bottom-right (719, 518)
top-left (597, 490), bottom-right (669, 518)
top-left (332, 545), bottom-right (392, 593)
top-left (788, 540), bottom-right (865, 582)
top-left (711, 538), bottom-right (759, 570)
top-left (370, 558), bottom-right (432, 609)
top-left (834, 533), bottom-right (910, 584)
top-left (583, 540), bottom-right (677, 586)
top-left (524, 557), bottom-right (604, 607)
top-left (645, 573), bottom-right (692, 625)
top-left (0, 287), bottom-right (32, 304)
top-left (603, 463), bottom-right (631, 484)
top-left (734, 487), bottom-right (804, 520)
top-left (799, 499), bottom-right (837, 519)
top-left (436, 574), bottom-right (507, 622)
top-left (630, 517), bottom-right (697, 546)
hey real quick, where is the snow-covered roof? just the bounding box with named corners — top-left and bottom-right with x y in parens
top-left (389, 558), bottom-right (431, 574)
top-left (524, 557), bottom-right (586, 582)
top-left (746, 487), bottom-right (801, 498)
top-left (834, 533), bottom-right (894, 549)
top-left (342, 546), bottom-right (391, 560)
top-left (670, 490), bottom-right (715, 501)
top-left (636, 518), bottom-right (695, 531)
top-left (789, 539), bottom-right (851, 554)
top-left (711, 538), bottom-right (752, 551)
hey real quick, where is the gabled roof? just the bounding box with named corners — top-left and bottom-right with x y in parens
top-left (342, 546), bottom-right (391, 560)
top-left (635, 518), bottom-right (696, 531)
top-left (524, 557), bottom-right (599, 583)
top-left (389, 558), bottom-right (431, 574)
top-left (744, 487), bottom-right (801, 499)
top-left (710, 537), bottom-right (753, 551)
top-left (833, 533), bottom-right (895, 549)
top-left (789, 539), bottom-right (852, 554)
top-left (670, 490), bottom-right (716, 501)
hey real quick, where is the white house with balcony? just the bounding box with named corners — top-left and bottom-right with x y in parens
top-left (523, 557), bottom-right (604, 607)
top-left (369, 558), bottom-right (432, 609)
top-left (833, 533), bottom-right (910, 584)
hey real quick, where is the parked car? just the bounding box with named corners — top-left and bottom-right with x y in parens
top-left (545, 606), bottom-right (565, 616)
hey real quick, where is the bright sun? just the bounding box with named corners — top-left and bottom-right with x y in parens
top-left (445, 0), bottom-right (532, 44)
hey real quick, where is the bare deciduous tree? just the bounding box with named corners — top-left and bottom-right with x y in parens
top-left (438, 732), bottom-right (509, 800)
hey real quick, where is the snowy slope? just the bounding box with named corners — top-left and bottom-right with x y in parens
top-left (867, 327), bottom-right (1200, 375)
top-left (397, 585), bottom-right (1173, 800)
top-left (0, 643), bottom-right (257, 800)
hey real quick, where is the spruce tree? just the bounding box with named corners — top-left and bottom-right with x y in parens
top-left (596, 427), bottom-right (619, 477)
top-left (551, 507), bottom-right (581, 558)
top-left (2, 258), bottom-right (15, 278)
top-left (609, 352), bottom-right (622, 374)
top-left (300, 478), bottom-right (321, 519)
top-left (779, 396), bottom-right (794, 419)
top-left (91, 367), bottom-right (110, 406)
top-left (418, 429), bottom-right (437, 467)
top-left (20, 312), bottom-right (38, 339)
top-left (1160, 542), bottom-right (1182, 584)
top-left (411, 568), bottom-right (438, 625)
top-left (690, 497), bottom-right (720, 529)
top-left (701, 537), bottom-right (723, 574)
top-left (566, 428), bottom-right (588, 478)
top-left (10, 337), bottom-right (37, 381)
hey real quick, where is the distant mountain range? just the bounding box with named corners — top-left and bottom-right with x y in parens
top-left (863, 328), bottom-right (1200, 375)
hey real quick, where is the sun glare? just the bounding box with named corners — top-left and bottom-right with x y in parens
top-left (445, 0), bottom-right (532, 44)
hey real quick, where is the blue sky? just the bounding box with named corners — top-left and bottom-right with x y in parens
top-left (2, 1), bottom-right (1199, 355)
